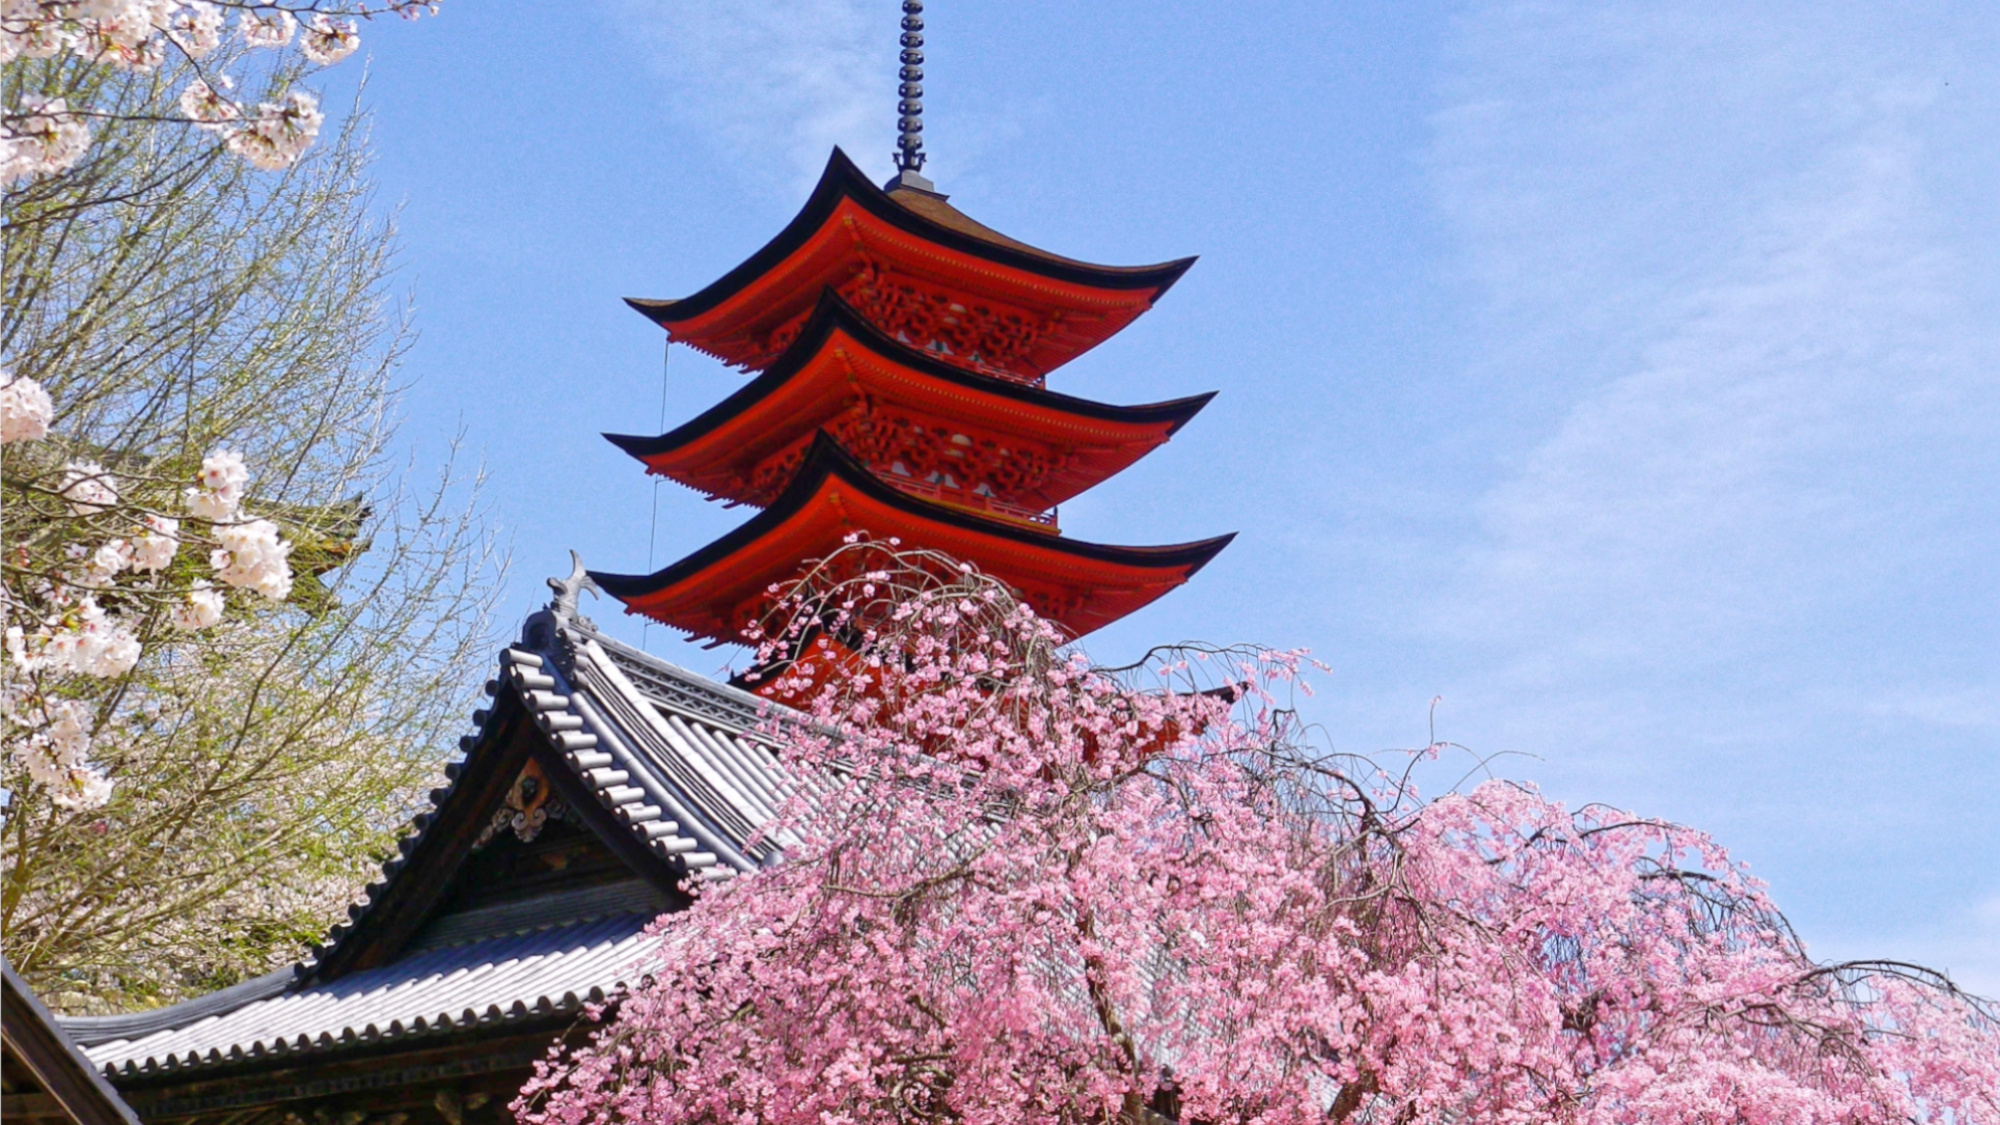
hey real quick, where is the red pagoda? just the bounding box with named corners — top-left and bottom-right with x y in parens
top-left (592, 4), bottom-right (1230, 652)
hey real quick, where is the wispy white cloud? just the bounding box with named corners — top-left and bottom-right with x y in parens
top-left (610, 0), bottom-right (896, 193)
top-left (1427, 1), bottom-right (1999, 982)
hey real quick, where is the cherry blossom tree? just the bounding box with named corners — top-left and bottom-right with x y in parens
top-left (1, 433), bottom-right (294, 808)
top-left (3, 0), bottom-right (446, 831)
top-left (3, 0), bottom-right (437, 185)
top-left (518, 541), bottom-right (1998, 1125)
top-left (4, 76), bottom-right (499, 1010)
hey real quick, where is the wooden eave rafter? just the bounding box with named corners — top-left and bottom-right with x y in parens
top-left (624, 147), bottom-right (1195, 376)
top-left (591, 433), bottom-right (1234, 645)
top-left (605, 291), bottom-right (1215, 510)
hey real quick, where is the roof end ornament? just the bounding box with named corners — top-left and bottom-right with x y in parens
top-left (548, 550), bottom-right (602, 626)
top-left (886, 0), bottom-right (936, 194)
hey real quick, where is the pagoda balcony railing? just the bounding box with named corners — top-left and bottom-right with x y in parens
top-left (892, 331), bottom-right (1046, 388)
top-left (880, 473), bottom-right (1059, 533)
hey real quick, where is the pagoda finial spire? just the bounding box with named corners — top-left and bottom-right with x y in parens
top-left (890, 0), bottom-right (935, 192)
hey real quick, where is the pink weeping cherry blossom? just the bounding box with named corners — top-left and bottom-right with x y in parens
top-left (515, 542), bottom-right (1998, 1125)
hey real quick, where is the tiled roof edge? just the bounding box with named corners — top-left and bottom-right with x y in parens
top-left (571, 622), bottom-right (780, 735)
top-left (287, 640), bottom-right (543, 984)
top-left (94, 981), bottom-right (621, 1080)
top-left (62, 600), bottom-right (780, 1068)
top-left (58, 970), bottom-right (293, 1049)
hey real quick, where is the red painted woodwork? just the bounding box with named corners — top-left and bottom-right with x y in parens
top-left (596, 148), bottom-right (1229, 647)
top-left (605, 293), bottom-right (1213, 519)
top-left (626, 149), bottom-right (1193, 383)
top-left (592, 436), bottom-right (1232, 646)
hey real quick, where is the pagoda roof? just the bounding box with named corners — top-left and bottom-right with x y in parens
top-left (626, 148), bottom-right (1195, 376)
top-left (592, 434), bottom-right (1233, 645)
top-left (605, 292), bottom-right (1215, 510)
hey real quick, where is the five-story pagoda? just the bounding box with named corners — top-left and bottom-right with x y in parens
top-left (592, 2), bottom-right (1230, 658)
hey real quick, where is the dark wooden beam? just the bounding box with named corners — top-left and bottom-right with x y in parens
top-left (3, 960), bottom-right (144, 1125)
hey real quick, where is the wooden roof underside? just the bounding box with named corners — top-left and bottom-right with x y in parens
top-left (592, 433), bottom-right (1234, 644)
top-left (624, 148), bottom-right (1195, 376)
top-left (605, 292), bottom-right (1214, 509)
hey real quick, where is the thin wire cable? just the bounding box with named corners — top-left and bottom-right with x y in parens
top-left (642, 338), bottom-right (669, 649)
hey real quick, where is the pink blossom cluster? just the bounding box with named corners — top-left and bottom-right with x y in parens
top-left (518, 543), bottom-right (1998, 1125)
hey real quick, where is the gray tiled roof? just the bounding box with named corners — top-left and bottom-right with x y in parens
top-left (569, 632), bottom-right (799, 863)
top-left (59, 600), bottom-right (800, 1079)
top-left (4, 957), bottom-right (143, 1125)
top-left (291, 609), bottom-right (796, 983)
top-left (71, 916), bottom-right (658, 1077)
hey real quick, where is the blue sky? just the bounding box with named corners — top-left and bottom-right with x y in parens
top-left (331, 1), bottom-right (1998, 990)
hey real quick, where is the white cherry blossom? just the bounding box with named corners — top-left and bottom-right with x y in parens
top-left (299, 13), bottom-right (358, 65)
top-left (211, 518), bottom-right (293, 600)
top-left (238, 9), bottom-right (295, 48)
top-left (9, 698), bottom-right (115, 811)
top-left (186, 448), bottom-right (248, 519)
top-left (224, 91), bottom-right (322, 171)
top-left (2, 96), bottom-right (91, 185)
top-left (1, 6), bottom-right (74, 62)
top-left (1, 705), bottom-right (116, 806)
top-left (79, 0), bottom-right (156, 49)
top-left (86, 539), bottom-right (135, 582)
top-left (1, 371), bottom-right (54, 443)
top-left (60, 461), bottom-right (118, 515)
top-left (63, 769), bottom-right (117, 810)
top-left (6, 0), bottom-right (424, 177)
top-left (177, 77), bottom-right (239, 129)
top-left (171, 581), bottom-right (225, 630)
top-left (165, 0), bottom-right (222, 57)
top-left (25, 597), bottom-right (144, 678)
top-left (196, 448), bottom-right (248, 495)
top-left (132, 515), bottom-right (180, 571)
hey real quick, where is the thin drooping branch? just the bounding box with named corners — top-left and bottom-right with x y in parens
top-left (514, 544), bottom-right (1998, 1125)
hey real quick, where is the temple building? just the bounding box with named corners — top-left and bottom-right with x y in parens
top-left (50, 7), bottom-right (1228, 1122)
top-left (57, 589), bottom-right (784, 1125)
top-left (592, 145), bottom-right (1229, 652)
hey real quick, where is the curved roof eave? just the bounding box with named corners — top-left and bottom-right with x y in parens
top-left (623, 147), bottom-right (1198, 327)
top-left (591, 431), bottom-right (1235, 606)
top-left (604, 291), bottom-right (1216, 463)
